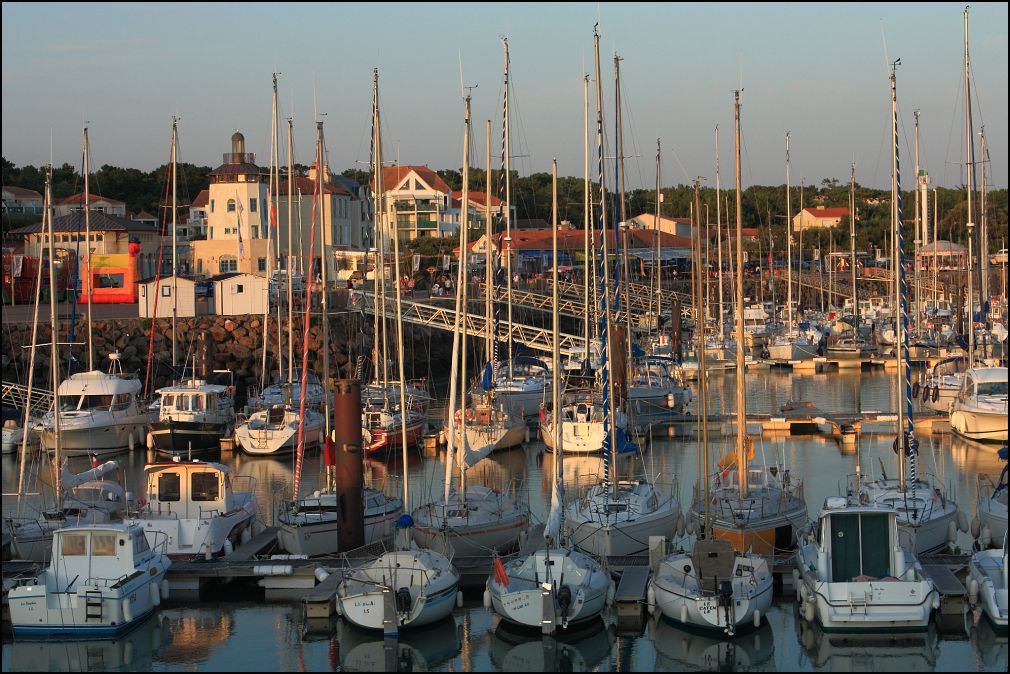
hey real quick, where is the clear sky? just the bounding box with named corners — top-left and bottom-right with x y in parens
top-left (2, 2), bottom-right (1007, 190)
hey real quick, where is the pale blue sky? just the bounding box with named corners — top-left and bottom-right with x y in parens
top-left (2, 2), bottom-right (1007, 189)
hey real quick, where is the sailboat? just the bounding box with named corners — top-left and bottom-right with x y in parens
top-left (336, 68), bottom-right (460, 636)
top-left (648, 91), bottom-right (775, 638)
top-left (277, 118), bottom-right (403, 557)
top-left (562, 47), bottom-right (681, 558)
top-left (768, 133), bottom-right (818, 361)
top-left (825, 163), bottom-right (872, 362)
top-left (411, 91), bottom-right (529, 557)
top-left (856, 62), bottom-right (962, 557)
top-left (486, 156), bottom-right (611, 634)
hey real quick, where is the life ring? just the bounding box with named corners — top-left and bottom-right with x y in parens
top-left (912, 381), bottom-right (921, 399)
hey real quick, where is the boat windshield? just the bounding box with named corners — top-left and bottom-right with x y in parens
top-left (62, 394), bottom-right (113, 411)
top-left (977, 381), bottom-right (1008, 397)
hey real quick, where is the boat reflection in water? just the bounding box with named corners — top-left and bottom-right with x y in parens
top-left (156, 610), bottom-right (233, 666)
top-left (488, 616), bottom-right (614, 672)
top-left (4, 614), bottom-right (171, 672)
top-left (971, 615), bottom-right (1008, 671)
top-left (335, 616), bottom-right (461, 672)
top-left (649, 614), bottom-right (774, 671)
top-left (796, 618), bottom-right (940, 671)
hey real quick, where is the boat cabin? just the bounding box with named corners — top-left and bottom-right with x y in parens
top-left (959, 368), bottom-right (1009, 401)
top-left (46, 524), bottom-right (157, 586)
top-left (57, 370), bottom-right (141, 414)
top-left (157, 382), bottom-right (233, 421)
top-left (143, 460), bottom-right (238, 519)
top-left (818, 499), bottom-right (898, 582)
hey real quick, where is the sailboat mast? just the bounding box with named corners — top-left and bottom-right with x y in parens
top-left (318, 120), bottom-right (332, 444)
top-left (273, 75), bottom-right (284, 384)
top-left (733, 90), bottom-right (747, 503)
top-left (716, 126), bottom-right (724, 340)
top-left (170, 120), bottom-right (178, 372)
top-left (45, 168), bottom-right (63, 504)
top-left (979, 126), bottom-right (989, 337)
top-left (287, 119), bottom-right (295, 382)
top-left (963, 7), bottom-right (976, 364)
top-left (502, 38), bottom-right (514, 374)
top-left (913, 111), bottom-right (921, 337)
top-left (693, 177), bottom-right (711, 533)
top-left (584, 75), bottom-right (591, 353)
top-left (458, 94), bottom-right (472, 496)
top-left (654, 139), bottom-right (661, 343)
top-left (614, 54), bottom-right (633, 389)
top-left (785, 132), bottom-right (793, 334)
top-left (552, 157), bottom-right (562, 510)
top-left (83, 127), bottom-right (94, 371)
top-left (260, 74), bottom-right (278, 391)
top-left (890, 63), bottom-right (910, 492)
top-left (371, 70), bottom-right (389, 401)
top-left (850, 163), bottom-right (858, 317)
top-left (387, 133), bottom-right (411, 510)
top-left (593, 28), bottom-right (617, 492)
top-left (485, 119), bottom-right (493, 363)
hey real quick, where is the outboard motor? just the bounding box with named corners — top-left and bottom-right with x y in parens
top-left (395, 587), bottom-right (412, 614)
top-left (718, 580), bottom-right (736, 637)
top-left (556, 585), bottom-right (573, 623)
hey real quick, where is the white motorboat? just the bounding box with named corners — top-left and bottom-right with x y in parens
top-left (975, 452), bottom-right (1008, 550)
top-left (767, 332), bottom-right (820, 361)
top-left (150, 372), bottom-right (235, 457)
top-left (336, 547), bottom-right (460, 636)
top-left (7, 523), bottom-right (170, 637)
top-left (968, 533), bottom-right (1008, 628)
top-left (648, 538), bottom-right (774, 637)
top-left (795, 496), bottom-right (939, 632)
top-left (949, 367), bottom-right (1008, 444)
top-left (566, 479), bottom-right (682, 558)
top-left (235, 404), bottom-right (321, 456)
top-left (127, 459), bottom-right (257, 558)
top-left (277, 487), bottom-right (403, 557)
top-left (36, 354), bottom-right (151, 456)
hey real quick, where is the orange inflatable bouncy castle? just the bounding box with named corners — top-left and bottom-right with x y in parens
top-left (78, 242), bottom-right (140, 304)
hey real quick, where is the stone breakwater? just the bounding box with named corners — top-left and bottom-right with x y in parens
top-left (2, 310), bottom-right (454, 406)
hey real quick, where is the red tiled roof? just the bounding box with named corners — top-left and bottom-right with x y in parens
top-left (57, 192), bottom-right (124, 206)
top-left (379, 166), bottom-right (451, 194)
top-left (803, 207), bottom-right (849, 218)
top-left (191, 189), bottom-right (209, 208)
top-left (132, 210), bottom-right (157, 220)
top-left (450, 191), bottom-right (504, 209)
top-left (278, 176), bottom-right (351, 196)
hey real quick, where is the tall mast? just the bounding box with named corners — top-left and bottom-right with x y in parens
top-left (654, 139), bottom-right (661, 344)
top-left (388, 123), bottom-right (411, 512)
top-left (170, 120), bottom-right (178, 371)
top-left (457, 94), bottom-right (472, 496)
top-left (551, 157), bottom-right (562, 527)
top-left (890, 61), bottom-right (913, 493)
top-left (716, 126), bottom-right (724, 340)
top-left (485, 119), bottom-right (493, 363)
top-left (502, 39), bottom-right (515, 373)
top-left (593, 27), bottom-right (617, 494)
top-left (979, 126), bottom-right (988, 327)
top-left (45, 168), bottom-right (63, 505)
top-left (693, 177), bottom-right (711, 533)
top-left (83, 127), bottom-right (94, 371)
top-left (913, 111), bottom-right (921, 337)
top-left (963, 7), bottom-right (976, 364)
top-left (785, 132), bottom-right (793, 334)
top-left (614, 55), bottom-right (634, 401)
top-left (272, 74), bottom-right (283, 383)
top-left (318, 120), bottom-right (332, 447)
top-left (584, 75), bottom-right (592, 353)
top-left (260, 74), bottom-right (278, 391)
top-left (371, 70), bottom-right (389, 401)
top-left (287, 119), bottom-right (295, 381)
top-left (733, 90), bottom-right (747, 503)
top-left (850, 163), bottom-right (858, 319)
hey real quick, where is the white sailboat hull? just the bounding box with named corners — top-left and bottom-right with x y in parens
top-left (767, 341), bottom-right (820, 361)
top-left (566, 498), bottom-right (681, 558)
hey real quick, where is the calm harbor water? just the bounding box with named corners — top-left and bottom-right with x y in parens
top-left (3, 369), bottom-right (1007, 671)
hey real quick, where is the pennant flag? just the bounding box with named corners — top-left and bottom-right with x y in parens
top-left (236, 192), bottom-right (246, 258)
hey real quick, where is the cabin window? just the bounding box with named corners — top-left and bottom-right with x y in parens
top-left (162, 394), bottom-right (175, 410)
top-left (92, 533), bottom-right (117, 556)
top-left (110, 394), bottom-right (132, 412)
top-left (978, 381), bottom-right (1008, 396)
top-left (158, 472), bottom-right (181, 502)
top-left (191, 472), bottom-right (220, 501)
top-left (62, 534), bottom-right (88, 556)
top-left (133, 533), bottom-right (150, 556)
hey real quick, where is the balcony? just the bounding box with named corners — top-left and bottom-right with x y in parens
top-left (393, 200), bottom-right (440, 212)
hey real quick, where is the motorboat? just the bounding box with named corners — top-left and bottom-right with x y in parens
top-left (150, 371), bottom-right (235, 457)
top-left (794, 495), bottom-right (939, 632)
top-left (127, 459), bottom-right (257, 558)
top-left (968, 533), bottom-right (1008, 628)
top-left (949, 367), bottom-right (1008, 444)
top-left (974, 448), bottom-right (1008, 550)
top-left (7, 523), bottom-right (170, 637)
top-left (36, 353), bottom-right (151, 457)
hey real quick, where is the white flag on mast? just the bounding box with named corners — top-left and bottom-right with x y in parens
top-left (236, 192), bottom-right (246, 258)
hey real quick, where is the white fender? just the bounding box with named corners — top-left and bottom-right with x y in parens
top-left (123, 595), bottom-right (134, 623)
top-left (456, 591), bottom-right (464, 608)
top-left (947, 521), bottom-right (958, 545)
top-left (970, 517), bottom-right (981, 540)
top-left (753, 608), bottom-right (761, 628)
top-left (686, 519), bottom-right (696, 536)
top-left (666, 393), bottom-right (675, 409)
top-left (160, 580), bottom-right (170, 601)
top-left (675, 514), bottom-right (685, 539)
top-left (241, 527), bottom-right (253, 545)
top-left (224, 539), bottom-right (234, 556)
top-left (146, 432), bottom-right (155, 449)
top-left (666, 424), bottom-right (675, 438)
top-left (123, 639), bottom-right (135, 665)
top-left (680, 603), bottom-right (688, 624)
top-left (980, 526), bottom-right (992, 549)
top-left (334, 596), bottom-right (343, 616)
top-left (524, 427), bottom-right (531, 444)
top-left (816, 550), bottom-right (828, 580)
top-left (315, 568), bottom-right (330, 583)
top-left (129, 432), bottom-right (136, 451)
top-left (483, 589), bottom-right (492, 609)
top-left (967, 577), bottom-right (979, 604)
top-left (792, 570), bottom-right (802, 602)
top-left (646, 584), bottom-right (656, 615)
top-left (606, 580), bottom-right (616, 606)
top-left (150, 580), bottom-right (162, 607)
top-left (803, 599), bottom-right (815, 623)
top-left (956, 510), bottom-right (969, 533)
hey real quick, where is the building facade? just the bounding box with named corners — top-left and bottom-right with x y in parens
top-left (793, 207), bottom-right (850, 232)
top-left (54, 193), bottom-right (127, 218)
top-left (2, 186), bottom-right (43, 215)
